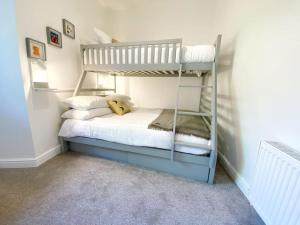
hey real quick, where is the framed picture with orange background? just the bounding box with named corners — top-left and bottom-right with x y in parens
top-left (25, 38), bottom-right (46, 61)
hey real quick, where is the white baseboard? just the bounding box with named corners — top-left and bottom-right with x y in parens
top-left (35, 145), bottom-right (62, 166)
top-left (0, 145), bottom-right (61, 168)
top-left (218, 151), bottom-right (250, 198)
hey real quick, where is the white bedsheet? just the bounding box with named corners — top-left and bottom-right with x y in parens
top-left (59, 108), bottom-right (211, 155)
top-left (181, 45), bottom-right (215, 63)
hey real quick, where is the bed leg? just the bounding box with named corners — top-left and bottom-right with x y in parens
top-left (208, 152), bottom-right (217, 184)
top-left (60, 137), bottom-right (69, 152)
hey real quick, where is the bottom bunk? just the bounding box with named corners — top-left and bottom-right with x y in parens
top-left (59, 108), bottom-right (216, 183)
top-left (62, 137), bottom-right (213, 183)
top-left (59, 108), bottom-right (211, 155)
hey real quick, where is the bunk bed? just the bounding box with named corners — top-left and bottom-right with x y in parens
top-left (60, 35), bottom-right (222, 184)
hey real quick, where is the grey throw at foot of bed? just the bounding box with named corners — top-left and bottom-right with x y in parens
top-left (148, 109), bottom-right (210, 139)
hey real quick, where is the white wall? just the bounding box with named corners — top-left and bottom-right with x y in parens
top-left (104, 0), bottom-right (216, 110)
top-left (107, 0), bottom-right (300, 196)
top-left (15, 0), bottom-right (112, 157)
top-left (0, 0), bottom-right (35, 159)
top-left (10, 0), bottom-right (300, 194)
top-left (213, 0), bottom-right (300, 192)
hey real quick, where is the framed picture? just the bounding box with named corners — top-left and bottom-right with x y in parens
top-left (46, 27), bottom-right (62, 48)
top-left (62, 19), bottom-right (75, 39)
top-left (26, 38), bottom-right (46, 61)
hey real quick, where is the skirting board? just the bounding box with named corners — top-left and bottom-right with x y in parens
top-left (0, 145), bottom-right (61, 168)
top-left (218, 151), bottom-right (250, 198)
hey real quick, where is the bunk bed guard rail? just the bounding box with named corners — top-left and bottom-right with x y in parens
top-left (81, 39), bottom-right (183, 73)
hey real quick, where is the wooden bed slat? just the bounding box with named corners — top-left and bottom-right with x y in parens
top-left (86, 49), bottom-right (90, 65)
top-left (92, 48), bottom-right (95, 64)
top-left (144, 45), bottom-right (148, 64)
top-left (172, 43), bottom-right (176, 63)
top-left (97, 49), bottom-right (100, 65)
top-left (165, 44), bottom-right (169, 64)
top-left (107, 47), bottom-right (111, 64)
top-left (157, 44), bottom-right (162, 64)
top-left (131, 47), bottom-right (134, 64)
top-left (151, 45), bottom-right (155, 64)
top-left (125, 47), bottom-right (128, 64)
top-left (138, 46), bottom-right (142, 64)
top-left (113, 47), bottom-right (117, 65)
top-left (101, 48), bottom-right (105, 64)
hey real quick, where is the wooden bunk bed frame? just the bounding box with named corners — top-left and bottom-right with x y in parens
top-left (61, 35), bottom-right (222, 184)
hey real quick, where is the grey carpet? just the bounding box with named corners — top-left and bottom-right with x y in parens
top-left (0, 152), bottom-right (264, 225)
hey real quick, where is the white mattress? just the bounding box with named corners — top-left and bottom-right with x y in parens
top-left (59, 108), bottom-right (211, 155)
top-left (85, 45), bottom-right (215, 65)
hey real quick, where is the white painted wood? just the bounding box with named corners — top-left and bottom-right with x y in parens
top-left (131, 46), bottom-right (134, 64)
top-left (125, 47), bottom-right (128, 64)
top-left (165, 44), bottom-right (169, 64)
top-left (97, 49), bottom-right (101, 65)
top-left (86, 49), bottom-right (90, 65)
top-left (101, 48), bottom-right (105, 64)
top-left (157, 44), bottom-right (162, 64)
top-left (208, 34), bottom-right (222, 184)
top-left (151, 45), bottom-right (155, 64)
top-left (80, 39), bottom-right (184, 72)
top-left (144, 45), bottom-right (148, 64)
top-left (138, 46), bottom-right (142, 64)
top-left (175, 141), bottom-right (211, 151)
top-left (113, 47), bottom-right (117, 64)
top-left (91, 48), bottom-right (95, 64)
top-left (107, 47), bottom-right (111, 64)
top-left (171, 64), bottom-right (182, 161)
top-left (73, 71), bottom-right (87, 96)
top-left (177, 111), bottom-right (211, 116)
top-left (179, 85), bottom-right (213, 88)
top-left (218, 151), bottom-right (250, 197)
top-left (0, 144), bottom-right (61, 168)
top-left (172, 43), bottom-right (176, 63)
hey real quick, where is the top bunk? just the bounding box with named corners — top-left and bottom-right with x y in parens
top-left (81, 35), bottom-right (222, 77)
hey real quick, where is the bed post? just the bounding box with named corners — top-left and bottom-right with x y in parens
top-left (208, 34), bottom-right (222, 184)
top-left (73, 71), bottom-right (87, 96)
top-left (113, 74), bottom-right (117, 93)
top-left (171, 64), bottom-right (183, 161)
top-left (60, 137), bottom-right (69, 152)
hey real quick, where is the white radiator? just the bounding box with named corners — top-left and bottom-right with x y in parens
top-left (250, 141), bottom-right (300, 225)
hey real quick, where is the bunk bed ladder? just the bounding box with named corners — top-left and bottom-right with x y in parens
top-left (171, 68), bottom-right (214, 161)
top-left (171, 65), bottom-right (183, 160)
top-left (171, 35), bottom-right (221, 185)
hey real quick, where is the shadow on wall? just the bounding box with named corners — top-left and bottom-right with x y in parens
top-left (27, 88), bottom-right (66, 156)
top-left (216, 39), bottom-right (244, 173)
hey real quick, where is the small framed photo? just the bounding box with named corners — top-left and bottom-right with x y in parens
top-left (26, 38), bottom-right (46, 61)
top-left (46, 27), bottom-right (62, 48)
top-left (62, 19), bottom-right (75, 39)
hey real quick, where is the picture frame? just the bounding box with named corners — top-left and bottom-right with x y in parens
top-left (62, 19), bottom-right (75, 39)
top-left (46, 27), bottom-right (62, 48)
top-left (26, 38), bottom-right (47, 61)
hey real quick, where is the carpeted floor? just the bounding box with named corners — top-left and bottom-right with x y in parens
top-left (0, 152), bottom-right (264, 225)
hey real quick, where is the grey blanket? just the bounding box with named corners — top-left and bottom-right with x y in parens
top-left (148, 109), bottom-right (210, 140)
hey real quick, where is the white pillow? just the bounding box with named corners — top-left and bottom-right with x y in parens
top-left (105, 94), bottom-right (131, 102)
top-left (61, 107), bottom-right (112, 120)
top-left (94, 27), bottom-right (112, 44)
top-left (63, 96), bottom-right (108, 110)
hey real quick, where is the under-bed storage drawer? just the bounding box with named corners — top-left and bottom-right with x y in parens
top-left (128, 153), bottom-right (209, 182)
top-left (68, 141), bottom-right (210, 182)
